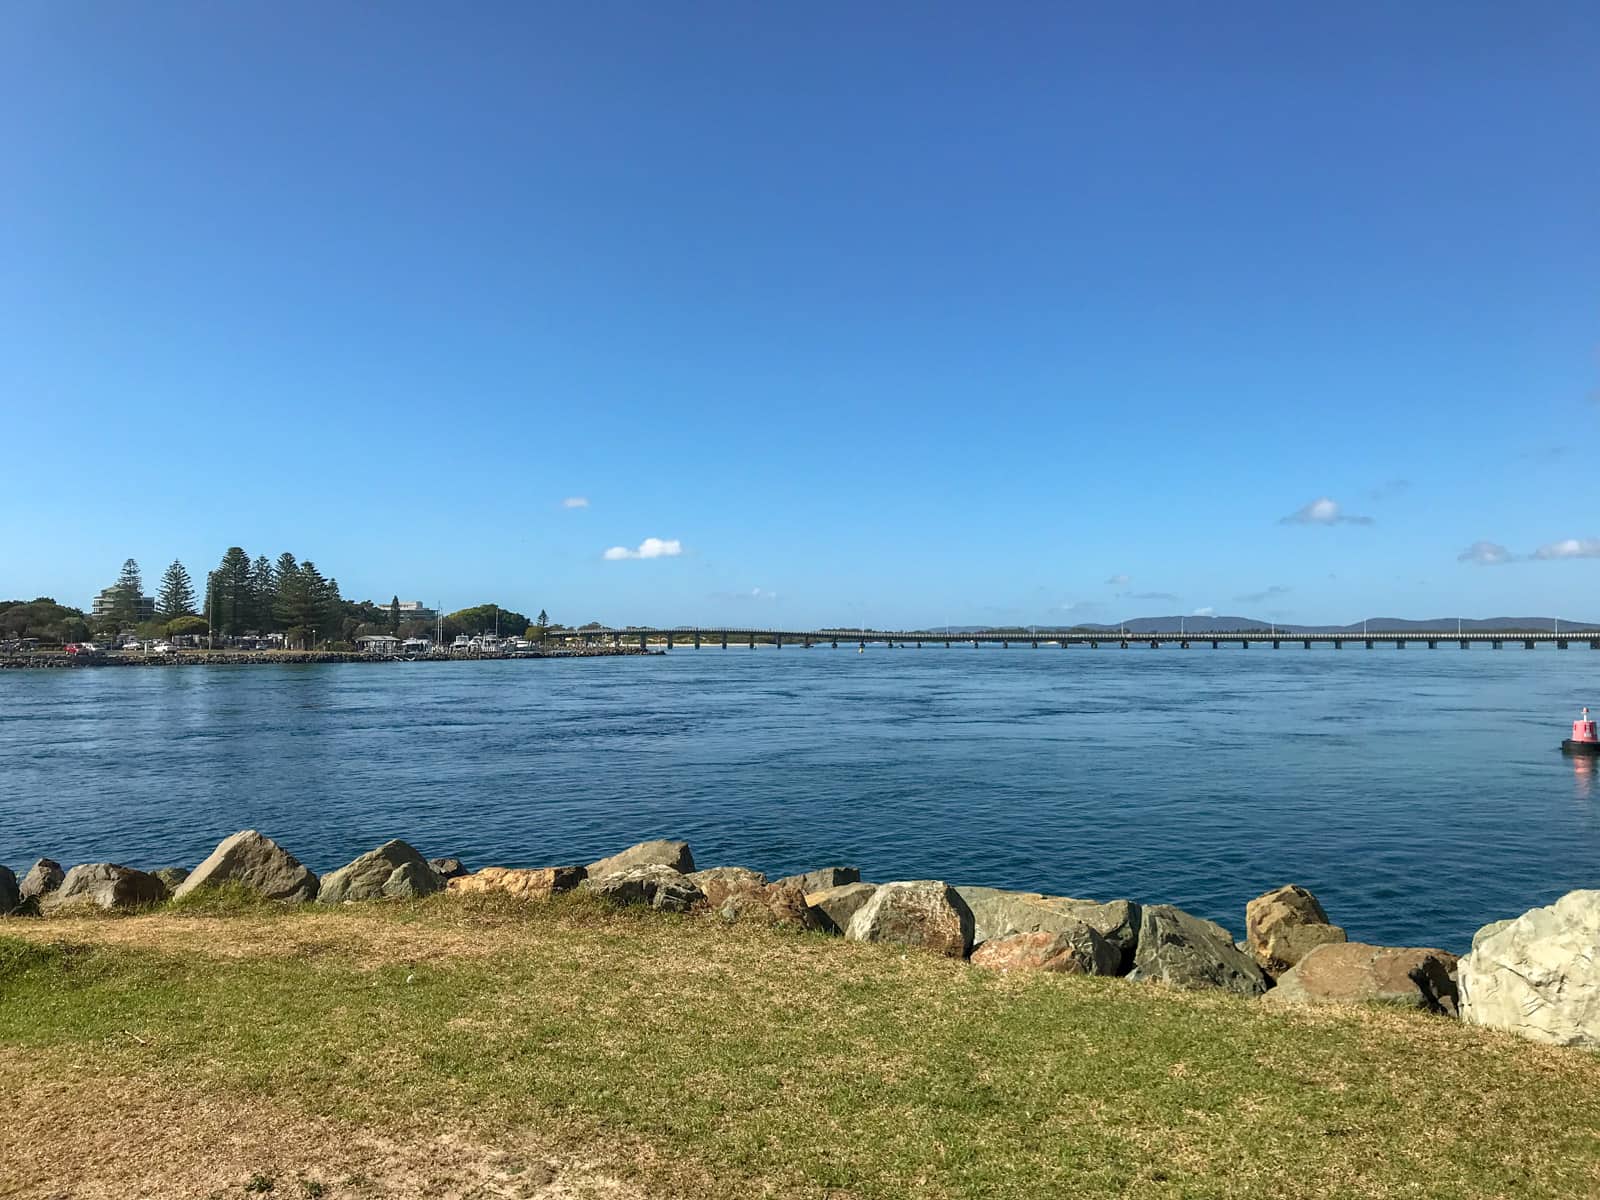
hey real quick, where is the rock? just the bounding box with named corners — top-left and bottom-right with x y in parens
top-left (955, 886), bottom-right (1142, 973)
top-left (19, 858), bottom-right (64, 905)
top-left (970, 924), bottom-right (1120, 975)
top-left (152, 867), bottom-right (190, 891)
top-left (805, 882), bottom-right (878, 933)
top-left (772, 866), bottom-right (861, 894)
top-left (1458, 890), bottom-right (1600, 1046)
top-left (0, 866), bottom-right (17, 915)
top-left (718, 882), bottom-right (828, 931)
top-left (1471, 918), bottom-right (1514, 951)
top-left (587, 839), bottom-right (695, 878)
top-left (427, 857), bottom-right (469, 879)
top-left (1245, 885), bottom-right (1347, 973)
top-left (844, 880), bottom-right (974, 958)
top-left (171, 830), bottom-right (318, 903)
top-left (41, 864), bottom-right (168, 913)
top-left (580, 864), bottom-right (705, 913)
top-left (687, 867), bottom-right (768, 907)
top-left (1128, 905), bottom-right (1269, 995)
top-left (318, 840), bottom-right (445, 903)
top-left (447, 866), bottom-right (587, 900)
top-left (1264, 943), bottom-right (1459, 1015)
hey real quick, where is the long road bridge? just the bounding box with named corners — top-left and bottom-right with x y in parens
top-left (545, 627), bottom-right (1600, 651)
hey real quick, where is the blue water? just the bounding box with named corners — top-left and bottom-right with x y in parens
top-left (2, 648), bottom-right (1598, 951)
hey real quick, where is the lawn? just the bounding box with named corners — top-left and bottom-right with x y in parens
top-left (1, 893), bottom-right (1596, 1199)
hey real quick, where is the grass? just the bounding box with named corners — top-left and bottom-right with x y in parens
top-left (2, 894), bottom-right (1598, 1199)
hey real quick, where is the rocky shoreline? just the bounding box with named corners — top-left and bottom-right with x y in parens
top-left (0, 646), bottom-right (657, 669)
top-left (3, 830), bottom-right (1594, 1050)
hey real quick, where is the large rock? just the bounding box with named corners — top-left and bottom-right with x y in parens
top-left (318, 840), bottom-right (444, 903)
top-left (688, 867), bottom-right (768, 908)
top-left (152, 867), bottom-right (190, 891)
top-left (1128, 904), bottom-right (1269, 995)
top-left (1459, 890), bottom-right (1600, 1046)
top-left (171, 830), bottom-right (318, 902)
top-left (19, 858), bottom-right (64, 905)
top-left (1264, 943), bottom-right (1459, 1015)
top-left (587, 839), bottom-right (694, 878)
top-left (845, 880), bottom-right (974, 958)
top-left (1245, 885), bottom-right (1346, 973)
top-left (0, 866), bottom-right (17, 916)
top-left (580, 864), bottom-right (704, 913)
top-left (772, 866), bottom-right (860, 894)
top-left (718, 882), bottom-right (828, 931)
top-left (971, 924), bottom-right (1119, 975)
top-left (428, 857), bottom-right (469, 880)
top-left (956, 886), bottom-right (1142, 972)
top-left (41, 864), bottom-right (168, 913)
top-left (447, 866), bottom-right (586, 900)
top-left (805, 882), bottom-right (878, 933)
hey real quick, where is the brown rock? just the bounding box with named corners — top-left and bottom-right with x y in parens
top-left (971, 924), bottom-right (1119, 975)
top-left (772, 866), bottom-right (861, 894)
top-left (1246, 885), bottom-right (1346, 972)
top-left (447, 866), bottom-right (586, 901)
top-left (955, 886), bottom-right (1142, 973)
top-left (687, 867), bottom-right (768, 908)
top-left (844, 880), bottom-right (974, 958)
top-left (1262, 942), bottom-right (1460, 1015)
top-left (718, 882), bottom-right (828, 931)
top-left (805, 882), bottom-right (878, 933)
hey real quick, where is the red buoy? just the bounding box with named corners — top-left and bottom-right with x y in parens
top-left (1562, 707), bottom-right (1599, 754)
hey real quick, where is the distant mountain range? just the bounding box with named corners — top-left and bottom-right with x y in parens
top-left (929, 616), bottom-right (1600, 635)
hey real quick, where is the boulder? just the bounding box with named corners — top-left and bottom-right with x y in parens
top-left (956, 886), bottom-right (1142, 972)
top-left (805, 882), bottom-right (878, 933)
top-left (1471, 918), bottom-right (1514, 951)
top-left (171, 830), bottom-right (318, 902)
top-left (41, 864), bottom-right (168, 913)
top-left (844, 880), bottom-right (974, 958)
top-left (1245, 885), bottom-right (1346, 973)
top-left (0, 866), bottom-right (17, 916)
top-left (717, 882), bottom-right (828, 931)
top-left (772, 866), bottom-right (861, 894)
top-left (1128, 904), bottom-right (1269, 995)
top-left (447, 866), bottom-right (586, 900)
top-left (1458, 890), bottom-right (1600, 1047)
top-left (587, 839), bottom-right (695, 878)
top-left (318, 840), bottom-right (444, 903)
top-left (688, 867), bottom-right (768, 907)
top-left (580, 864), bottom-right (704, 913)
top-left (971, 924), bottom-right (1120, 975)
top-left (428, 857), bottom-right (469, 880)
top-left (152, 867), bottom-right (190, 891)
top-left (1264, 943), bottom-right (1459, 1015)
top-left (19, 858), bottom-right (64, 905)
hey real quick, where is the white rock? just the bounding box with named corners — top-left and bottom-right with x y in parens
top-left (1458, 889), bottom-right (1600, 1048)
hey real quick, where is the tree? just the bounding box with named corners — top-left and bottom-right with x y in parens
top-left (210, 547), bottom-right (255, 636)
top-left (537, 609), bottom-right (549, 642)
top-left (388, 596), bottom-right (401, 632)
top-left (156, 560), bottom-right (196, 621)
top-left (109, 559), bottom-right (143, 631)
top-left (251, 556), bottom-right (276, 631)
top-left (165, 614), bottom-right (209, 639)
top-left (0, 597), bottom-right (89, 644)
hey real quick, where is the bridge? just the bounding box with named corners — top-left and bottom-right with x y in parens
top-left (544, 627), bottom-right (1600, 651)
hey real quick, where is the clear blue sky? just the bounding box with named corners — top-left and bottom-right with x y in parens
top-left (4, 3), bottom-right (1598, 627)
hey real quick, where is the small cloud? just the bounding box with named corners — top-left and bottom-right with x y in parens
top-left (1458, 540), bottom-right (1512, 566)
top-left (1532, 537), bottom-right (1600, 561)
top-left (602, 537), bottom-right (683, 561)
top-left (1061, 600), bottom-right (1105, 616)
top-left (749, 586), bottom-right (777, 600)
top-left (1279, 497), bottom-right (1374, 526)
top-left (1234, 585), bottom-right (1292, 603)
top-left (1125, 591), bottom-right (1179, 602)
top-left (1192, 606), bottom-right (1216, 617)
top-left (1105, 574), bottom-right (1130, 586)
top-left (561, 497), bottom-right (590, 509)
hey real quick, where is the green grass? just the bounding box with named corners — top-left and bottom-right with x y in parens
top-left (2, 895), bottom-right (1597, 1199)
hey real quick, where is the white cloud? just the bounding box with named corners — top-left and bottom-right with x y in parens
top-left (1105, 574), bottom-right (1130, 586)
top-left (1533, 538), bottom-right (1600, 561)
top-left (561, 497), bottom-right (590, 509)
top-left (1458, 541), bottom-right (1512, 566)
top-left (748, 586), bottom-right (778, 600)
top-left (1125, 591), bottom-right (1179, 602)
top-left (602, 537), bottom-right (683, 561)
top-left (1192, 606), bottom-right (1216, 617)
top-left (1280, 497), bottom-right (1374, 526)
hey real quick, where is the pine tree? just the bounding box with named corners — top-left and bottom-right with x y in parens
top-left (323, 576), bottom-right (345, 643)
top-left (211, 547), bottom-right (254, 636)
top-left (155, 560), bottom-right (196, 621)
top-left (109, 559), bottom-right (143, 630)
top-left (537, 609), bottom-right (549, 642)
top-left (388, 596), bottom-right (401, 632)
top-left (272, 553), bottom-right (299, 634)
top-left (251, 556), bottom-right (276, 631)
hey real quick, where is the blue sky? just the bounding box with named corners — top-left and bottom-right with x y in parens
top-left (4, 3), bottom-right (1598, 628)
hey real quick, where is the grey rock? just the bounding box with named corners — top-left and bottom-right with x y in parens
top-left (19, 858), bottom-right (64, 904)
top-left (970, 923), bottom-right (1120, 975)
top-left (171, 830), bottom-right (318, 903)
top-left (0, 865), bottom-right (17, 916)
top-left (844, 880), bottom-right (974, 958)
top-left (772, 866), bottom-right (861, 894)
top-left (1458, 889), bottom-right (1600, 1047)
top-left (955, 886), bottom-right (1142, 973)
top-left (580, 864), bottom-right (705, 913)
top-left (1471, 918), bottom-right (1514, 952)
top-left (587, 839), bottom-right (694, 878)
top-left (427, 857), bottom-right (468, 879)
top-left (804, 882), bottom-right (878, 933)
top-left (318, 840), bottom-right (444, 903)
top-left (1263, 942), bottom-right (1458, 1015)
top-left (1128, 904), bottom-right (1269, 995)
top-left (152, 867), bottom-right (190, 891)
top-left (42, 863), bottom-right (168, 913)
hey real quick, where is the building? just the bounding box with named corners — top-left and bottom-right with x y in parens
top-left (90, 588), bottom-right (155, 623)
top-left (394, 601), bottom-right (435, 621)
top-left (356, 634), bottom-right (402, 656)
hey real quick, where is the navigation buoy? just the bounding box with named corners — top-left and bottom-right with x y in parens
top-left (1562, 707), bottom-right (1600, 755)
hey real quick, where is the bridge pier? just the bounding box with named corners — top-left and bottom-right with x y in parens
top-left (1031, 640), bottom-right (1038, 649)
top-left (666, 633), bottom-right (673, 649)
top-left (1460, 640), bottom-right (1468, 649)
top-left (749, 634), bottom-right (756, 649)
top-left (831, 640), bottom-right (837, 649)
top-left (1395, 640), bottom-right (1404, 649)
top-left (1427, 641), bottom-right (1436, 649)
top-left (721, 634), bottom-right (728, 649)
top-left (775, 634), bottom-right (782, 649)
top-left (1241, 640), bottom-right (1248, 649)
top-left (1558, 639), bottom-right (1569, 649)
top-left (1365, 640), bottom-right (1373, 649)
top-left (859, 640), bottom-right (866, 651)
top-left (1303, 640), bottom-right (1311, 650)
top-left (1334, 640), bottom-right (1342, 649)
top-left (1090, 640), bottom-right (1098, 649)
top-left (1211, 640), bottom-right (1218, 649)
top-left (1525, 640), bottom-right (1535, 650)
top-left (1272, 640), bottom-right (1280, 649)
top-left (1181, 640), bottom-right (1189, 649)
top-left (1119, 640), bottom-right (1128, 649)
top-left (1492, 640), bottom-right (1501, 649)
top-left (1149, 640), bottom-right (1158, 649)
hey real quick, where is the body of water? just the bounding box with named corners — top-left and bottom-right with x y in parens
top-left (3, 648), bottom-right (1597, 951)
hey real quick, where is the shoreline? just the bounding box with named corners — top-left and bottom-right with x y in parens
top-left (0, 646), bottom-right (659, 669)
